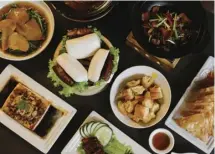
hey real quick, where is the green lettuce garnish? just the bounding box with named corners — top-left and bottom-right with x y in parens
top-left (47, 27), bottom-right (120, 97)
top-left (110, 47), bottom-right (120, 73)
top-left (59, 35), bottom-right (69, 54)
top-left (104, 135), bottom-right (134, 154)
top-left (47, 60), bottom-right (88, 97)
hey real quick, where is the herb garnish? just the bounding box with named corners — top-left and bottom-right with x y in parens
top-left (27, 9), bottom-right (47, 36)
top-left (17, 99), bottom-right (29, 111)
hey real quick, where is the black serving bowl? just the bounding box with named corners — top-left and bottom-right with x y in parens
top-left (51, 1), bottom-right (117, 22)
top-left (131, 1), bottom-right (208, 59)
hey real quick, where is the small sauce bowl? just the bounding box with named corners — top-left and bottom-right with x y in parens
top-left (149, 128), bottom-right (175, 154)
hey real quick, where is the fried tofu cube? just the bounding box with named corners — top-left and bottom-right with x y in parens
top-left (150, 85), bottom-right (163, 100)
top-left (124, 100), bottom-right (139, 113)
top-left (134, 104), bottom-right (150, 120)
top-left (126, 79), bottom-right (141, 87)
top-left (151, 103), bottom-right (160, 113)
top-left (117, 101), bottom-right (127, 115)
top-left (131, 86), bottom-right (145, 95)
top-left (142, 75), bottom-right (154, 88)
top-left (117, 88), bottom-right (134, 101)
top-left (142, 98), bottom-right (153, 109)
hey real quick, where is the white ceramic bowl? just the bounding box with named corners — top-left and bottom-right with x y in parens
top-left (0, 1), bottom-right (54, 61)
top-left (110, 66), bottom-right (171, 128)
top-left (149, 128), bottom-right (175, 154)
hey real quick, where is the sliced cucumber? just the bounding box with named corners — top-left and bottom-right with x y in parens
top-left (86, 122), bottom-right (94, 136)
top-left (95, 125), bottom-right (113, 147)
top-left (83, 123), bottom-right (90, 137)
top-left (93, 122), bottom-right (107, 135)
top-left (79, 126), bottom-right (86, 138)
top-left (90, 122), bottom-right (99, 135)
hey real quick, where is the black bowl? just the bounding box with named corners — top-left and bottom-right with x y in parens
top-left (131, 1), bottom-right (207, 58)
top-left (51, 1), bottom-right (117, 22)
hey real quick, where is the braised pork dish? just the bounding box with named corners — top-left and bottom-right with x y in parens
top-left (142, 6), bottom-right (192, 52)
top-left (0, 2), bottom-right (48, 56)
top-left (174, 71), bottom-right (214, 142)
top-left (116, 75), bottom-right (163, 124)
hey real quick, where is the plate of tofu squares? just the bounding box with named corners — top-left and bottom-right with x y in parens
top-left (110, 66), bottom-right (171, 128)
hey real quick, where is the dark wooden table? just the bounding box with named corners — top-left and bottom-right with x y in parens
top-left (0, 2), bottom-right (214, 154)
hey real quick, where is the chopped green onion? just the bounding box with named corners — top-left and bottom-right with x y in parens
top-left (173, 14), bottom-right (179, 40)
top-left (149, 19), bottom-right (160, 22)
top-left (166, 39), bottom-right (176, 45)
top-left (156, 18), bottom-right (167, 28)
top-left (148, 28), bottom-right (154, 34)
top-left (148, 35), bottom-right (152, 42)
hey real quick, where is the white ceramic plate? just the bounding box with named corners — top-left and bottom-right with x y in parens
top-left (110, 66), bottom-right (171, 128)
top-left (0, 1), bottom-right (54, 61)
top-left (0, 64), bottom-right (77, 153)
top-left (165, 56), bottom-right (214, 154)
top-left (61, 111), bottom-right (151, 154)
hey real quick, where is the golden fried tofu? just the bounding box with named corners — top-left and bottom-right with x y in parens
top-left (126, 79), bottom-right (141, 87)
top-left (131, 86), bottom-right (145, 95)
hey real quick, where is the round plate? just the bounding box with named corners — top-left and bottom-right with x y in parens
top-left (0, 1), bottom-right (55, 61)
top-left (110, 66), bottom-right (171, 128)
top-left (54, 35), bottom-right (118, 96)
top-left (50, 1), bottom-right (117, 22)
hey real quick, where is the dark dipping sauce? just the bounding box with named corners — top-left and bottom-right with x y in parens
top-left (152, 132), bottom-right (170, 150)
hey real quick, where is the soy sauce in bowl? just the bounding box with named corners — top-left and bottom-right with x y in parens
top-left (149, 128), bottom-right (174, 154)
top-left (153, 132), bottom-right (170, 150)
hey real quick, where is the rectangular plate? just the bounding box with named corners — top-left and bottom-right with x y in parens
top-left (0, 65), bottom-right (77, 154)
top-left (165, 56), bottom-right (214, 154)
top-left (61, 111), bottom-right (151, 154)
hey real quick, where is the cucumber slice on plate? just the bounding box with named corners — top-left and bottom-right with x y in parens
top-left (93, 122), bottom-right (107, 135)
top-left (83, 123), bottom-right (90, 137)
top-left (86, 122), bottom-right (94, 136)
top-left (90, 122), bottom-right (99, 135)
top-left (80, 125), bottom-right (86, 138)
top-left (95, 125), bottom-right (113, 147)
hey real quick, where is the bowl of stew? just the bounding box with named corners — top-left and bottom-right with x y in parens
top-left (0, 1), bottom-right (54, 61)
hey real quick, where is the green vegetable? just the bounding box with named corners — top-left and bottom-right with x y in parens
top-left (110, 47), bottom-right (120, 73)
top-left (77, 144), bottom-right (86, 154)
top-left (59, 35), bottom-right (69, 54)
top-left (11, 3), bottom-right (18, 8)
top-left (94, 79), bottom-right (105, 87)
top-left (1, 4), bottom-right (17, 19)
top-left (47, 60), bottom-right (88, 97)
top-left (27, 9), bottom-right (47, 35)
top-left (93, 28), bottom-right (103, 39)
top-left (104, 136), bottom-right (134, 154)
top-left (173, 14), bottom-right (179, 40)
top-left (156, 18), bottom-right (167, 28)
top-left (17, 99), bottom-right (29, 111)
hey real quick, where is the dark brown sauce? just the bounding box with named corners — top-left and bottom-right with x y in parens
top-left (0, 78), bottom-right (18, 108)
top-left (152, 132), bottom-right (170, 150)
top-left (34, 105), bottom-right (63, 137)
top-left (0, 78), bottom-right (63, 138)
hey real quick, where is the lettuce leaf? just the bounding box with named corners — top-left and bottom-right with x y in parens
top-left (47, 60), bottom-right (88, 97)
top-left (59, 35), bottom-right (69, 54)
top-left (110, 47), bottom-right (120, 73)
top-left (104, 135), bottom-right (134, 154)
